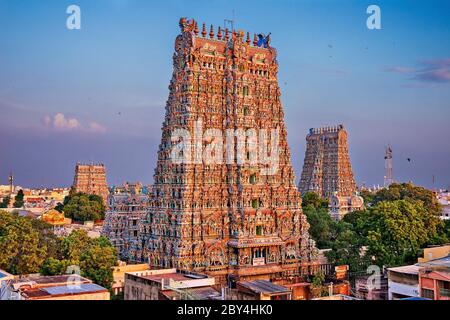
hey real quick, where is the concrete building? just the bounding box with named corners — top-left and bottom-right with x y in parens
top-left (387, 265), bottom-right (420, 300)
top-left (419, 266), bottom-right (450, 300)
top-left (124, 268), bottom-right (220, 300)
top-left (111, 262), bottom-right (151, 296)
top-left (4, 274), bottom-right (110, 300)
top-left (355, 274), bottom-right (388, 300)
top-left (388, 245), bottom-right (450, 300)
top-left (234, 280), bottom-right (291, 300)
top-left (437, 192), bottom-right (450, 220)
top-left (0, 269), bottom-right (14, 300)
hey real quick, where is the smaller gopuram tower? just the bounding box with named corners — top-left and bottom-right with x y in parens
top-left (299, 125), bottom-right (356, 198)
top-left (72, 162), bottom-right (109, 204)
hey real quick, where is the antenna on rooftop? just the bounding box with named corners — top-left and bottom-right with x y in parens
top-left (224, 19), bottom-right (234, 32)
top-left (224, 9), bottom-right (236, 31)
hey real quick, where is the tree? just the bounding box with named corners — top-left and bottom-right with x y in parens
top-left (41, 257), bottom-right (68, 276)
top-left (302, 192), bottom-right (329, 210)
top-left (0, 211), bottom-right (47, 274)
top-left (360, 189), bottom-right (375, 206)
top-left (326, 227), bottom-right (369, 272)
top-left (13, 189), bottom-right (24, 208)
top-left (80, 243), bottom-right (116, 290)
top-left (61, 229), bottom-right (92, 263)
top-left (0, 210), bottom-right (117, 290)
top-left (0, 196), bottom-right (11, 208)
top-left (303, 205), bottom-right (336, 248)
top-left (59, 230), bottom-right (117, 289)
top-left (372, 183), bottom-right (441, 216)
top-left (354, 199), bottom-right (444, 267)
top-left (62, 193), bottom-right (106, 222)
top-left (310, 269), bottom-right (329, 298)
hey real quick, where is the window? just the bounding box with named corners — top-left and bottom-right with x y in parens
top-left (422, 289), bottom-right (434, 299)
top-left (256, 225), bottom-right (263, 236)
top-left (133, 231), bottom-right (138, 237)
top-left (252, 199), bottom-right (259, 209)
top-left (250, 174), bottom-right (256, 184)
top-left (243, 106), bottom-right (249, 116)
top-left (243, 86), bottom-right (249, 96)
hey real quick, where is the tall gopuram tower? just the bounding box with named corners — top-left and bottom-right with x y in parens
top-left (137, 18), bottom-right (318, 285)
top-left (72, 162), bottom-right (109, 205)
top-left (299, 125), bottom-right (356, 198)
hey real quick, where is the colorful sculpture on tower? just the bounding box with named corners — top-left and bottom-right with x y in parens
top-left (135, 18), bottom-right (319, 285)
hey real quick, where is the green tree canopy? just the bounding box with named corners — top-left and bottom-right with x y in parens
top-left (62, 192), bottom-right (106, 222)
top-left (301, 192), bottom-right (329, 210)
top-left (372, 183), bottom-right (441, 216)
top-left (0, 210), bottom-right (47, 274)
top-left (304, 183), bottom-right (449, 271)
top-left (0, 210), bottom-right (117, 290)
top-left (0, 196), bottom-right (11, 208)
top-left (13, 189), bottom-right (24, 208)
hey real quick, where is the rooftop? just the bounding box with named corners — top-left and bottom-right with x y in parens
top-left (9, 274), bottom-right (109, 300)
top-left (143, 273), bottom-right (193, 283)
top-left (388, 265), bottom-right (420, 275)
top-left (238, 280), bottom-right (291, 295)
top-left (21, 283), bottom-right (108, 300)
top-left (418, 254), bottom-right (450, 268)
top-left (11, 274), bottom-right (91, 287)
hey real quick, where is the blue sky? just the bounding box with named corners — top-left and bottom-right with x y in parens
top-left (0, 0), bottom-right (449, 189)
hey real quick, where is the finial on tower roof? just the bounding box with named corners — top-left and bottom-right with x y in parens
top-left (253, 34), bottom-right (258, 46)
top-left (246, 32), bottom-right (251, 45)
top-left (179, 17), bottom-right (187, 31)
top-left (217, 26), bottom-right (222, 40)
top-left (225, 28), bottom-right (229, 41)
top-left (202, 23), bottom-right (207, 37)
top-left (209, 25), bottom-right (214, 39)
top-left (194, 21), bottom-right (199, 35)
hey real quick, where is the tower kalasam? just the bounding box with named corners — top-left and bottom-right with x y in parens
top-left (135, 18), bottom-right (319, 284)
top-left (298, 125), bottom-right (357, 198)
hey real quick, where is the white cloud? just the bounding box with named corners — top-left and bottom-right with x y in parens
top-left (88, 121), bottom-right (107, 134)
top-left (53, 113), bottom-right (81, 130)
top-left (42, 113), bottom-right (106, 134)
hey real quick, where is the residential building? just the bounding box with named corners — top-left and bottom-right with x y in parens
top-left (4, 274), bottom-right (109, 300)
top-left (124, 268), bottom-right (220, 300)
top-left (111, 262), bottom-right (151, 296)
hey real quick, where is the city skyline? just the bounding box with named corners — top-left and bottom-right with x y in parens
top-left (1, 0), bottom-right (449, 189)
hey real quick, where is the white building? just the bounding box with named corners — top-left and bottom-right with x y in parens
top-left (387, 265), bottom-right (420, 300)
top-left (0, 270), bottom-right (15, 300)
top-left (437, 192), bottom-right (450, 220)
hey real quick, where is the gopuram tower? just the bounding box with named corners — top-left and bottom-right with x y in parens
top-left (137, 18), bottom-right (318, 285)
top-left (298, 125), bottom-right (356, 198)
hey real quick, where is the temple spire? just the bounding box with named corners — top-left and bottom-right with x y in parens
top-left (209, 24), bottom-right (214, 39)
top-left (202, 23), bottom-right (207, 37)
top-left (194, 21), bottom-right (199, 36)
